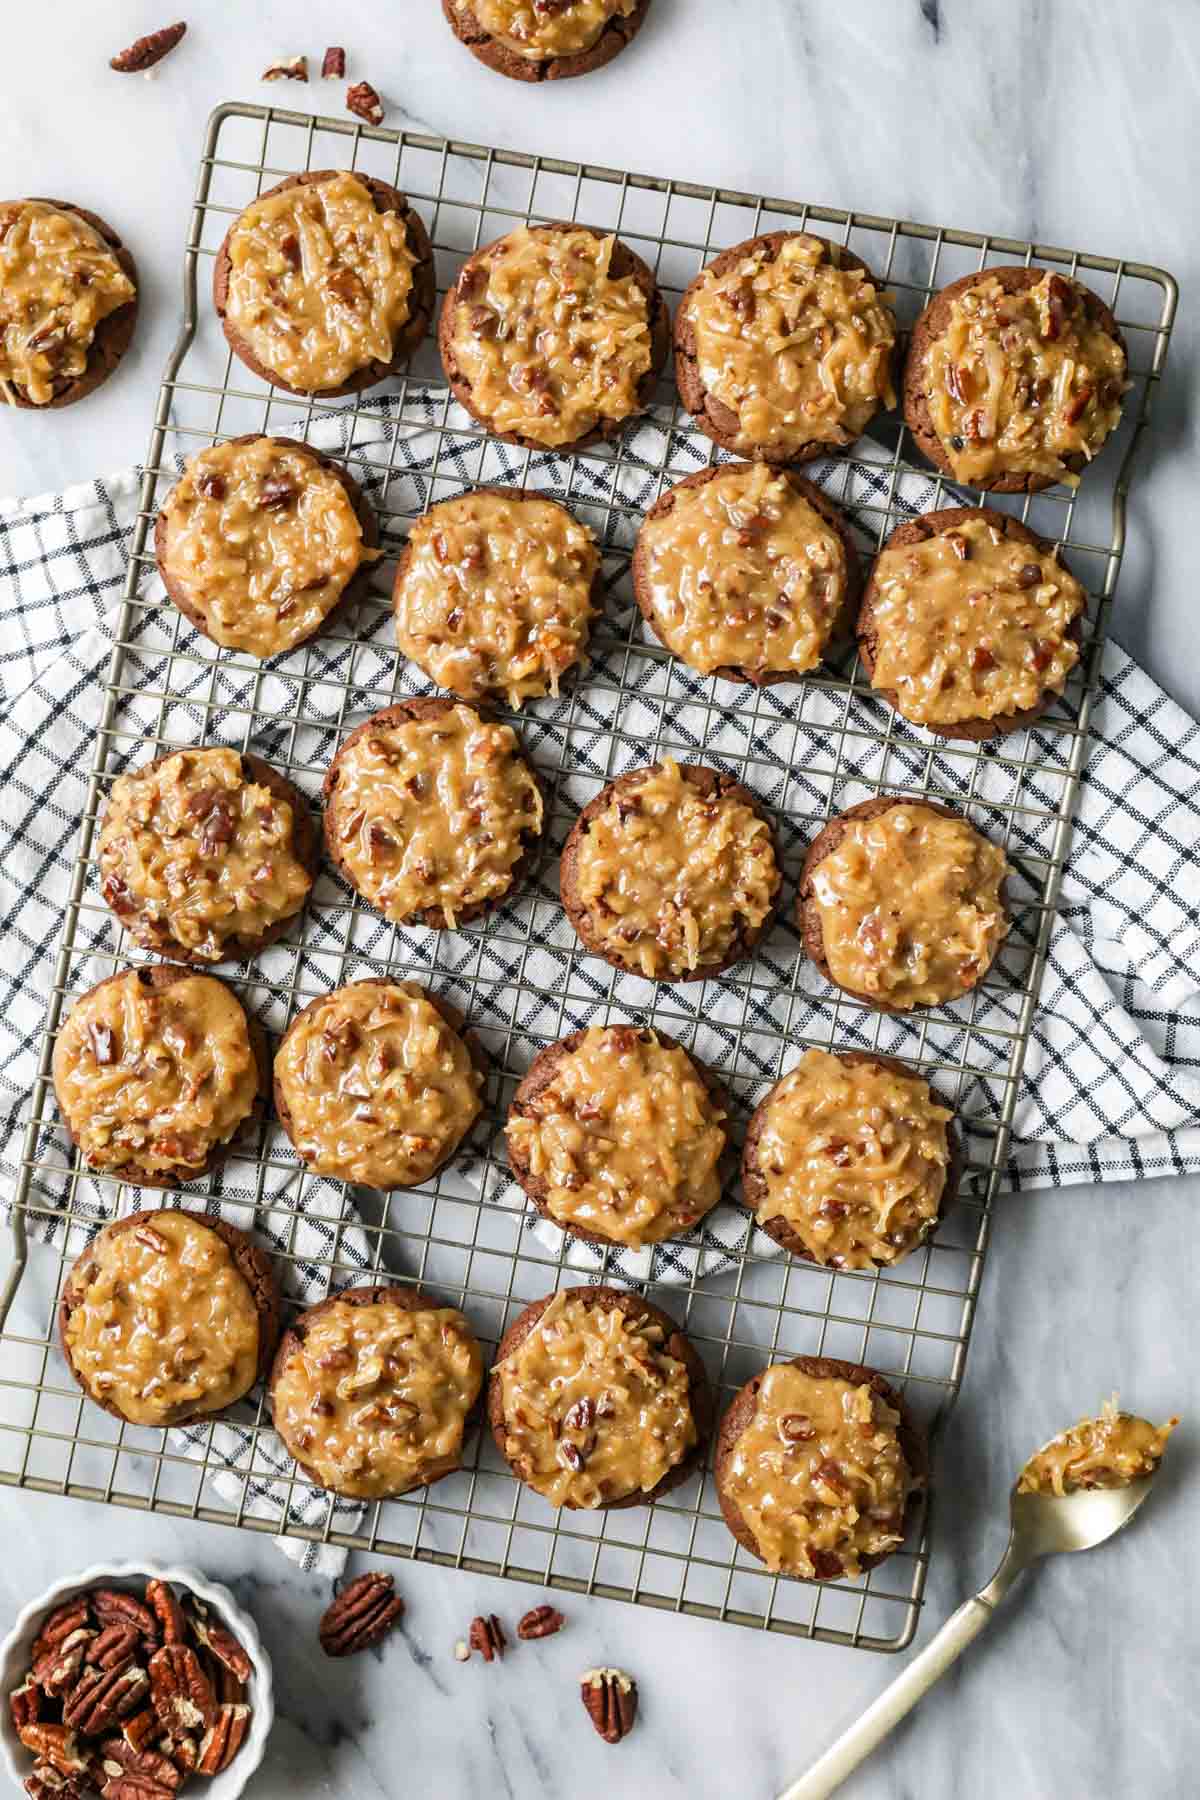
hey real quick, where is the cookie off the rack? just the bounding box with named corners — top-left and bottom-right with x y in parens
top-left (0, 197), bottom-right (138, 407)
top-left (443, 0), bottom-right (653, 81)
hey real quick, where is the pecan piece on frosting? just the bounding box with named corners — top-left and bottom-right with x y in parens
top-left (196, 1703), bottom-right (251, 1776)
top-left (516, 1605), bottom-right (565, 1641)
top-left (346, 80), bottom-right (385, 125)
top-left (322, 47), bottom-right (346, 79)
top-left (467, 1614), bottom-right (506, 1662)
top-left (110, 22), bottom-right (186, 72)
top-left (318, 1572), bottom-right (405, 1658)
top-left (580, 1667), bottom-right (638, 1744)
top-left (147, 1645), bottom-right (215, 1736)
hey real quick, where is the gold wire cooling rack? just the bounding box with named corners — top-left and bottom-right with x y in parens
top-left (0, 102), bottom-right (1178, 1653)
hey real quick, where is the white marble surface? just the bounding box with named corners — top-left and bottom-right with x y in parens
top-left (2, 4), bottom-right (1198, 1797)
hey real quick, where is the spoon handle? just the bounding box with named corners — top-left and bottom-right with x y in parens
top-left (777, 1594), bottom-right (999, 1800)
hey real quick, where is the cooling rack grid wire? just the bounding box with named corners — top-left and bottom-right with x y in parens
top-left (0, 103), bottom-right (1178, 1652)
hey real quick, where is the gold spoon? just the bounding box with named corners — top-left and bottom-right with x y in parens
top-left (778, 1406), bottom-right (1178, 1800)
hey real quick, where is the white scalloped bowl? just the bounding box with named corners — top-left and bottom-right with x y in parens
top-left (0, 1559), bottom-right (273, 1798)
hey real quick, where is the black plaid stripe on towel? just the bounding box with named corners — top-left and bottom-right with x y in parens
top-left (2, 415), bottom-right (1198, 1568)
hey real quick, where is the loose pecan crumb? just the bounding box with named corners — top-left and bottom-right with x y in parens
top-left (110, 22), bottom-right (186, 73)
top-left (262, 56), bottom-right (309, 83)
top-left (322, 47), bottom-right (346, 79)
top-left (319, 1573), bottom-right (404, 1658)
top-left (580, 1667), bottom-right (638, 1744)
top-left (467, 1614), bottom-right (506, 1662)
top-left (516, 1605), bottom-right (564, 1641)
top-left (346, 81), bottom-right (385, 125)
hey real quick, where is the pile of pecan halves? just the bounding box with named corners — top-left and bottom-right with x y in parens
top-left (10, 1576), bottom-right (253, 1799)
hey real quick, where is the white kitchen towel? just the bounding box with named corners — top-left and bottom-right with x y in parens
top-left (2, 404), bottom-right (1198, 1561)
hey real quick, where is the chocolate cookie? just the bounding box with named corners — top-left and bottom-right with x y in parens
top-left (741, 1048), bottom-right (961, 1270)
top-left (273, 979), bottom-right (489, 1190)
top-left (98, 746), bottom-right (318, 963)
top-left (714, 1354), bottom-right (926, 1580)
top-left (269, 1284), bottom-right (484, 1499)
top-left (443, 0), bottom-right (652, 80)
top-left (59, 1209), bottom-right (281, 1428)
top-left (631, 461), bottom-right (861, 684)
top-left (560, 760), bottom-right (781, 982)
top-left (857, 505), bottom-right (1086, 741)
top-left (392, 486), bottom-right (603, 705)
top-left (797, 796), bottom-right (1010, 1013)
top-left (674, 231), bottom-right (896, 464)
top-left (489, 1285), bottom-right (712, 1509)
top-left (505, 1023), bottom-right (730, 1250)
top-left (0, 198), bottom-right (138, 408)
top-left (903, 266), bottom-right (1127, 493)
top-left (213, 170), bottom-right (435, 397)
top-left (154, 435), bottom-right (380, 659)
top-left (438, 221), bottom-right (669, 452)
top-left (51, 964), bottom-right (270, 1188)
top-left (322, 696), bottom-right (544, 929)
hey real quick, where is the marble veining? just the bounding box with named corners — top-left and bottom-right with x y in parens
top-left (2, 3), bottom-right (1198, 1797)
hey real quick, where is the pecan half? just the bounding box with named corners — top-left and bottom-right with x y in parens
top-left (147, 1645), bottom-right (215, 1735)
top-left (319, 1573), bottom-right (404, 1658)
top-left (467, 1615), bottom-right (506, 1662)
top-left (31, 1600), bottom-right (92, 1663)
top-left (91, 1591), bottom-right (157, 1645)
top-left (10, 1677), bottom-right (41, 1729)
top-left (99, 1776), bottom-right (177, 1800)
top-left (262, 56), bottom-right (308, 82)
top-left (580, 1667), bottom-right (638, 1744)
top-left (345, 81), bottom-right (384, 125)
top-left (322, 47), bottom-right (346, 79)
top-left (116, 1711), bottom-right (157, 1754)
top-left (24, 1765), bottom-right (90, 1800)
top-left (143, 1582), bottom-right (185, 1647)
top-left (110, 22), bottom-right (186, 72)
top-left (98, 1740), bottom-right (182, 1793)
top-left (184, 1600), bottom-right (253, 1684)
top-left (516, 1605), bottom-right (564, 1641)
top-left (17, 1724), bottom-right (91, 1778)
top-left (89, 1626), bottom-right (141, 1671)
top-left (155, 1733), bottom-right (197, 1778)
top-left (196, 1703), bottom-right (251, 1776)
top-left (63, 1662), bottom-right (149, 1734)
top-left (32, 1631), bottom-right (92, 1697)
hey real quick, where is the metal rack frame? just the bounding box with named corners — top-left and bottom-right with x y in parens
top-left (0, 102), bottom-right (1177, 1653)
